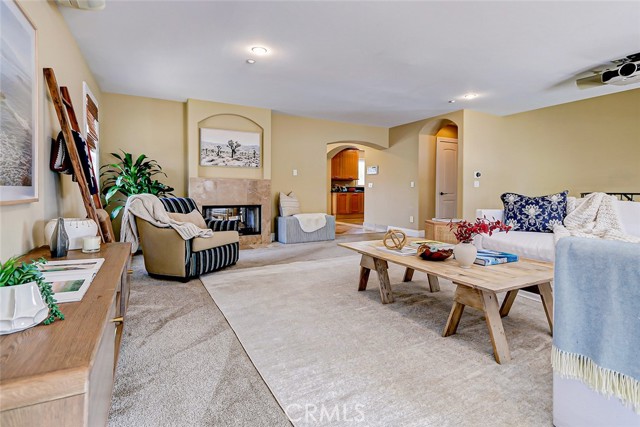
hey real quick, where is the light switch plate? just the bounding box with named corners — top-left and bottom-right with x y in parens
top-left (474, 180), bottom-right (480, 188)
top-left (293, 169), bottom-right (298, 176)
top-left (368, 183), bottom-right (373, 188)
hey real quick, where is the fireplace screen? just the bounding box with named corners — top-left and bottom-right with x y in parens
top-left (202, 205), bottom-right (261, 236)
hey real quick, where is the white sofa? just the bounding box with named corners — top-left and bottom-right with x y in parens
top-left (475, 199), bottom-right (640, 262)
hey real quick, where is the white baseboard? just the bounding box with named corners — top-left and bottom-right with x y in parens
top-left (386, 225), bottom-right (425, 238)
top-left (363, 222), bottom-right (388, 232)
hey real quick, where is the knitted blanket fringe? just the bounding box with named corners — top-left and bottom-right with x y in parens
top-left (552, 345), bottom-right (640, 414)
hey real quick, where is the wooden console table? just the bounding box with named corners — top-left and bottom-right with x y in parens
top-left (0, 243), bottom-right (131, 426)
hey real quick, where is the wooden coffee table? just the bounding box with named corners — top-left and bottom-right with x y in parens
top-left (339, 240), bottom-right (554, 364)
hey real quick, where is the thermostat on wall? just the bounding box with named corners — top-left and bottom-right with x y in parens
top-left (366, 165), bottom-right (379, 175)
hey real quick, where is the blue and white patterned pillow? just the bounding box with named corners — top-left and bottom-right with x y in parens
top-left (501, 191), bottom-right (568, 233)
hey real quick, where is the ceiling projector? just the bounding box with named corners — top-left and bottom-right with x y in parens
top-left (576, 52), bottom-right (640, 89)
top-left (600, 61), bottom-right (640, 86)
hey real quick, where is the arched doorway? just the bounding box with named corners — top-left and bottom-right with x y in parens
top-left (418, 118), bottom-right (461, 225)
top-left (326, 142), bottom-right (379, 234)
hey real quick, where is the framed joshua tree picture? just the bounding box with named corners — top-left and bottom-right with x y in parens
top-left (199, 128), bottom-right (261, 168)
top-left (0, 0), bottom-right (38, 205)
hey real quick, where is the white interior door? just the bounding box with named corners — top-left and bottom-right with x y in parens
top-left (435, 138), bottom-right (458, 218)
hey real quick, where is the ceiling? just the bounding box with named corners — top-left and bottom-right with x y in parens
top-left (59, 1), bottom-right (640, 127)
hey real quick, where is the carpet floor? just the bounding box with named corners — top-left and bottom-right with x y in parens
top-left (110, 234), bottom-right (553, 426)
top-left (109, 234), bottom-right (382, 426)
top-left (202, 257), bottom-right (553, 427)
top-left (108, 257), bottom-right (291, 427)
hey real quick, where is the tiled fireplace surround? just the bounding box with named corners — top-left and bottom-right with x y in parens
top-left (189, 177), bottom-right (271, 247)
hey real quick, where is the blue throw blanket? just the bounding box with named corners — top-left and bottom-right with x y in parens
top-left (553, 236), bottom-right (640, 412)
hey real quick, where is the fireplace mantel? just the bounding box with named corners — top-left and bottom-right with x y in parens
top-left (189, 177), bottom-right (271, 246)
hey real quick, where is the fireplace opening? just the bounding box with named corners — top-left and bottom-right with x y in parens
top-left (202, 205), bottom-right (261, 236)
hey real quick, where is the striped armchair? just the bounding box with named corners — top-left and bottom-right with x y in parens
top-left (135, 197), bottom-right (239, 280)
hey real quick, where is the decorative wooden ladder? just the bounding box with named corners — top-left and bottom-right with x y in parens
top-left (43, 68), bottom-right (110, 242)
top-left (59, 86), bottom-right (103, 211)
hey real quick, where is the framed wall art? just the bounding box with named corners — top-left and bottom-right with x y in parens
top-left (200, 128), bottom-right (261, 168)
top-left (0, 0), bottom-right (38, 205)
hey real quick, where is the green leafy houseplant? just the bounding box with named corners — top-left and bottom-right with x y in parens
top-left (0, 257), bottom-right (64, 325)
top-left (100, 151), bottom-right (175, 219)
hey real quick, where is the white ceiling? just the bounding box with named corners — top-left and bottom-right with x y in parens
top-left (59, 1), bottom-right (640, 127)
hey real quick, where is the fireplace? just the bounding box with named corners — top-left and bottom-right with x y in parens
top-left (190, 177), bottom-right (271, 247)
top-left (203, 205), bottom-right (261, 236)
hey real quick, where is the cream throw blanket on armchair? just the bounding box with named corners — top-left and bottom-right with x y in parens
top-left (120, 194), bottom-right (213, 253)
top-left (553, 192), bottom-right (640, 243)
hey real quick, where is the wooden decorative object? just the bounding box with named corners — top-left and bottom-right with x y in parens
top-left (383, 229), bottom-right (407, 250)
top-left (43, 68), bottom-right (106, 242)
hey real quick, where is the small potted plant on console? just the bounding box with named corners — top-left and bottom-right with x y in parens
top-left (0, 257), bottom-right (64, 334)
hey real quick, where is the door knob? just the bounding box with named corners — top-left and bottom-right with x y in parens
top-left (440, 192), bottom-right (451, 196)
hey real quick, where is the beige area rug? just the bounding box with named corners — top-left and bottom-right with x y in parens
top-left (201, 256), bottom-right (553, 427)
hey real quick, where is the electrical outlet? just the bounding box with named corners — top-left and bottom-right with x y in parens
top-left (409, 216), bottom-right (414, 223)
top-left (368, 183), bottom-right (373, 188)
top-left (410, 181), bottom-right (415, 188)
top-left (293, 169), bottom-right (298, 176)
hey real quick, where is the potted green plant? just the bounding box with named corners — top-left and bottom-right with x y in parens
top-left (100, 151), bottom-right (175, 219)
top-left (0, 257), bottom-right (64, 334)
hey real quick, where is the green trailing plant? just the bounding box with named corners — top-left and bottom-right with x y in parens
top-left (100, 150), bottom-right (175, 219)
top-left (0, 257), bottom-right (64, 325)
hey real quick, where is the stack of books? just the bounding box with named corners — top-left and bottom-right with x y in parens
top-left (374, 245), bottom-right (418, 256)
top-left (474, 250), bottom-right (518, 266)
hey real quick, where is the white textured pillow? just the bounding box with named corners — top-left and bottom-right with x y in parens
top-left (279, 192), bottom-right (301, 216)
top-left (167, 210), bottom-right (208, 229)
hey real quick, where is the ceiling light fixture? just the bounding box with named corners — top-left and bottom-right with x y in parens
top-left (251, 46), bottom-right (268, 55)
top-left (448, 100), bottom-right (456, 103)
top-left (246, 59), bottom-right (256, 64)
top-left (463, 93), bottom-right (479, 100)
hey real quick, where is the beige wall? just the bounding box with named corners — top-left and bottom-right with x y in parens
top-left (0, 1), bottom-right (102, 260)
top-left (272, 113), bottom-right (388, 223)
top-left (100, 93), bottom-right (186, 196)
top-left (461, 89), bottom-right (640, 219)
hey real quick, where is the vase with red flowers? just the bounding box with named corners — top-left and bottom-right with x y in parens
top-left (449, 218), bottom-right (511, 268)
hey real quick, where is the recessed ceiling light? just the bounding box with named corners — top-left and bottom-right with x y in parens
top-left (463, 93), bottom-right (479, 100)
top-left (251, 46), bottom-right (268, 55)
top-left (246, 59), bottom-right (256, 64)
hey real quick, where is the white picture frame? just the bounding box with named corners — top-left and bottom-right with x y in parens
top-left (0, 0), bottom-right (38, 205)
top-left (199, 128), bottom-right (261, 168)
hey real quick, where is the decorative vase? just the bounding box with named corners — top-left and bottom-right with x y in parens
top-left (50, 217), bottom-right (69, 258)
top-left (453, 242), bottom-right (477, 268)
top-left (44, 218), bottom-right (98, 250)
top-left (0, 282), bottom-right (49, 335)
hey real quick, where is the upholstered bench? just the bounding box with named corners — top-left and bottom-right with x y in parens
top-left (276, 191), bottom-right (336, 244)
top-left (277, 215), bottom-right (336, 244)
